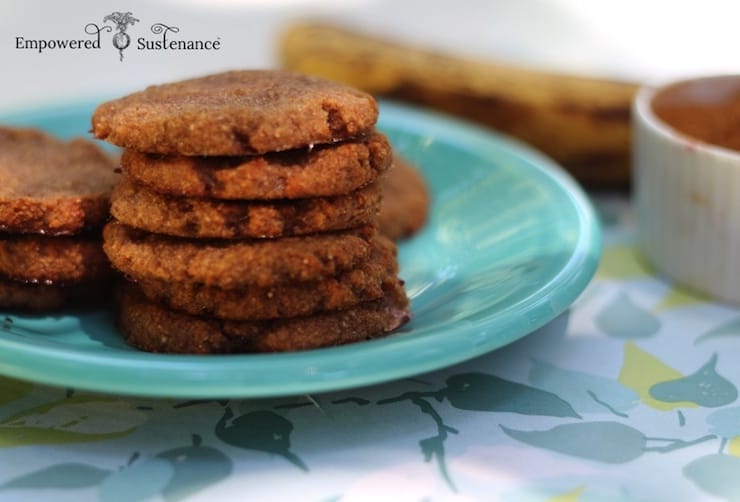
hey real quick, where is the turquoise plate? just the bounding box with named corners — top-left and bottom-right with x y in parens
top-left (0, 101), bottom-right (601, 398)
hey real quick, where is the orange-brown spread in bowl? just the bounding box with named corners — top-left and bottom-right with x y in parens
top-left (651, 75), bottom-right (740, 151)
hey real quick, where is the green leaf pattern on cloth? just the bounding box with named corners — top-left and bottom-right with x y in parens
top-left (1, 463), bottom-right (110, 490)
top-left (0, 395), bottom-right (147, 447)
top-left (595, 292), bottom-right (661, 339)
top-left (618, 342), bottom-right (697, 410)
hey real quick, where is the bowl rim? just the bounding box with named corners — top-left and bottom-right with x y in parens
top-left (634, 74), bottom-right (740, 162)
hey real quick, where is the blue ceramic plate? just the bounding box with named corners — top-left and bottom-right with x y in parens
top-left (0, 101), bottom-right (600, 398)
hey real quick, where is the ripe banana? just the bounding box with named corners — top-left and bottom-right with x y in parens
top-left (280, 23), bottom-right (639, 187)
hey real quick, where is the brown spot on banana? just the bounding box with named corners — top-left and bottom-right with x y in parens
top-left (280, 22), bottom-right (638, 187)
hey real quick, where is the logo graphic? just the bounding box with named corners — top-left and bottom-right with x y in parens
top-left (14, 11), bottom-right (221, 59)
top-left (151, 22), bottom-right (180, 40)
top-left (103, 11), bottom-right (139, 61)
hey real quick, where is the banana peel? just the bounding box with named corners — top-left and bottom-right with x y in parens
top-left (280, 22), bottom-right (639, 187)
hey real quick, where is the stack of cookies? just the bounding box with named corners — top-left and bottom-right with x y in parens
top-left (0, 127), bottom-right (116, 310)
top-left (92, 70), bottom-right (410, 354)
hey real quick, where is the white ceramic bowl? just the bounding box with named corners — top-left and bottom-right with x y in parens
top-left (633, 75), bottom-right (740, 304)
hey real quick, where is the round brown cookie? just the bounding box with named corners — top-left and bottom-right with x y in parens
top-left (121, 131), bottom-right (391, 200)
top-left (92, 70), bottom-right (378, 156)
top-left (117, 279), bottom-right (410, 354)
top-left (103, 221), bottom-right (377, 289)
top-left (0, 278), bottom-right (112, 311)
top-left (135, 236), bottom-right (398, 320)
top-left (0, 127), bottom-right (117, 235)
top-left (111, 177), bottom-right (381, 239)
top-left (378, 157), bottom-right (430, 240)
top-left (0, 235), bottom-right (111, 283)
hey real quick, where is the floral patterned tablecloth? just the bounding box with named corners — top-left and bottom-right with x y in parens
top-left (1, 195), bottom-right (739, 502)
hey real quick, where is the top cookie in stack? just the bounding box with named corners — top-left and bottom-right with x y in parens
top-left (92, 70), bottom-right (410, 354)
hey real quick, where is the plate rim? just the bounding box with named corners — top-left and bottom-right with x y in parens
top-left (0, 99), bottom-right (601, 398)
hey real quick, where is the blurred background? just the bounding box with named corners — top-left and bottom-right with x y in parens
top-left (3, 0), bottom-right (740, 188)
top-left (3, 0), bottom-right (740, 111)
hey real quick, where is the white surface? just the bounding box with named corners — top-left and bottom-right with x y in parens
top-left (2, 0), bottom-right (740, 112)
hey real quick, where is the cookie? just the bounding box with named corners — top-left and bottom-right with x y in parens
top-left (110, 177), bottom-right (381, 239)
top-left (92, 70), bottom-right (378, 156)
top-left (0, 127), bottom-right (117, 235)
top-left (121, 131), bottom-right (391, 200)
top-left (0, 278), bottom-right (111, 311)
top-left (0, 234), bottom-right (111, 283)
top-left (103, 221), bottom-right (376, 289)
top-left (117, 280), bottom-right (410, 353)
top-left (378, 157), bottom-right (430, 240)
top-left (135, 236), bottom-right (398, 320)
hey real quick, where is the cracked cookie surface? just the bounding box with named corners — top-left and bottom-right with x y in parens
top-left (111, 177), bottom-right (381, 239)
top-left (121, 131), bottom-right (391, 200)
top-left (0, 127), bottom-right (117, 235)
top-left (117, 279), bottom-right (410, 353)
top-left (103, 221), bottom-right (378, 289)
top-left (134, 235), bottom-right (397, 320)
top-left (0, 234), bottom-right (111, 283)
top-left (92, 70), bottom-right (378, 155)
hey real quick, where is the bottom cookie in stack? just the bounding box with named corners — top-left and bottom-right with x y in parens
top-left (0, 127), bottom-right (117, 310)
top-left (117, 279), bottom-right (409, 354)
top-left (104, 221), bottom-right (409, 353)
